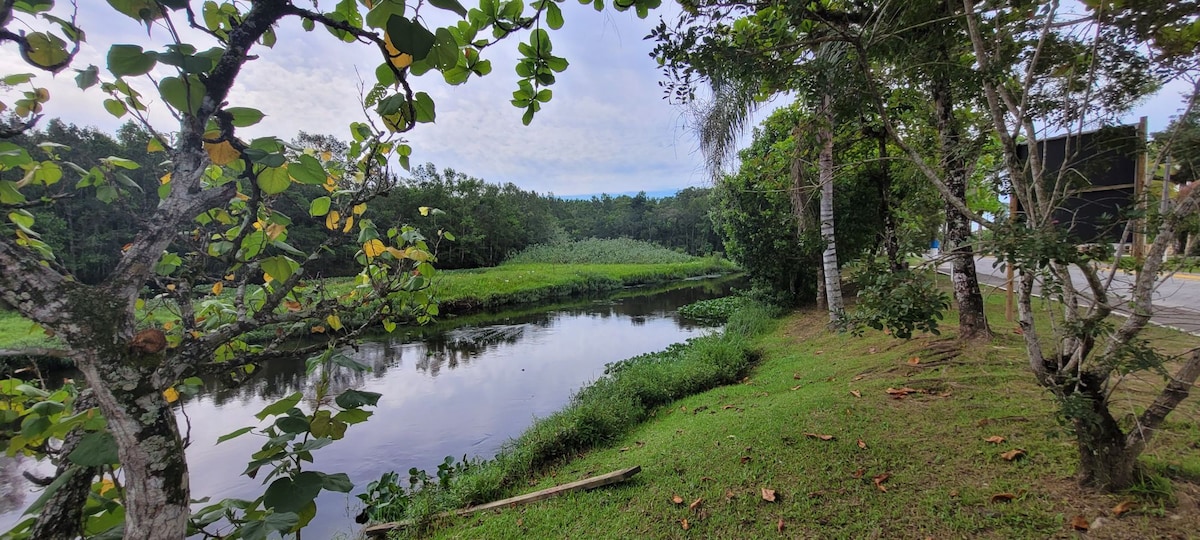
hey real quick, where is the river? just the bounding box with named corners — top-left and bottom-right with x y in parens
top-left (0, 277), bottom-right (738, 538)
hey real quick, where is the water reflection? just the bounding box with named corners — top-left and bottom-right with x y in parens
top-left (0, 276), bottom-right (741, 537)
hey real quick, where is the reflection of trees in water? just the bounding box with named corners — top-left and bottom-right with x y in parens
top-left (0, 454), bottom-right (33, 516)
top-left (174, 278), bottom-right (737, 407)
top-left (414, 323), bottom-right (531, 376)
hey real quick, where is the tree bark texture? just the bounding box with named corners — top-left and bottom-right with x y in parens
top-left (30, 391), bottom-right (101, 540)
top-left (1071, 373), bottom-right (1137, 490)
top-left (932, 78), bottom-right (990, 340)
top-left (818, 94), bottom-right (843, 323)
top-left (77, 352), bottom-right (190, 540)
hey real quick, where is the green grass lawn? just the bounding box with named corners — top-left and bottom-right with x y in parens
top-left (405, 288), bottom-right (1200, 540)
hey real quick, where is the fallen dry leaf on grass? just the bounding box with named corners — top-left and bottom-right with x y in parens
top-left (672, 495), bottom-right (684, 505)
top-left (794, 372), bottom-right (803, 380)
top-left (761, 488), bottom-right (777, 502)
top-left (984, 435), bottom-right (1006, 444)
top-left (872, 473), bottom-right (890, 492)
top-left (1070, 515), bottom-right (1090, 531)
top-left (852, 468), bottom-right (865, 479)
top-left (815, 350), bottom-right (824, 355)
top-left (857, 439), bottom-right (867, 449)
top-left (908, 356), bottom-right (921, 365)
top-left (851, 374), bottom-right (866, 382)
top-left (1112, 500), bottom-right (1135, 517)
top-left (868, 347), bottom-right (878, 354)
top-left (804, 432), bottom-right (835, 441)
top-left (689, 497), bottom-right (703, 511)
top-left (885, 387), bottom-right (921, 397)
top-left (989, 493), bottom-right (1016, 503)
top-left (850, 390), bottom-right (862, 398)
top-left (725, 489), bottom-right (736, 501)
top-left (1000, 449), bottom-right (1027, 461)
top-left (777, 518), bottom-right (785, 532)
top-left (740, 455), bottom-right (752, 464)
top-left (791, 385), bottom-right (803, 391)
top-left (700, 476), bottom-right (714, 482)
top-left (681, 518), bottom-right (690, 530)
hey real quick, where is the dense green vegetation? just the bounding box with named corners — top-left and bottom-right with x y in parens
top-left (391, 292), bottom-right (1200, 540)
top-left (6, 124), bottom-right (723, 281)
top-left (677, 296), bottom-right (750, 323)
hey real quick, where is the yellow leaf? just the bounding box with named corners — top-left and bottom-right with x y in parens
top-left (163, 387), bottom-right (180, 403)
top-left (325, 210), bottom-right (341, 231)
top-left (188, 330), bottom-right (201, 339)
top-left (326, 314), bottom-right (343, 331)
top-left (311, 325), bottom-right (326, 334)
top-left (321, 150), bottom-right (332, 162)
top-left (265, 223), bottom-right (285, 240)
top-left (363, 239), bottom-right (385, 259)
top-left (383, 34), bottom-right (414, 68)
top-left (253, 220), bottom-right (264, 231)
top-left (147, 138), bottom-right (165, 153)
top-left (163, 320), bottom-right (175, 331)
top-left (352, 203), bottom-right (367, 216)
top-left (166, 284), bottom-right (176, 291)
top-left (342, 215), bottom-right (355, 233)
top-left (419, 206), bottom-right (431, 216)
top-left (224, 274), bottom-right (235, 281)
top-left (262, 271), bottom-right (274, 283)
top-left (99, 478), bottom-right (116, 495)
top-left (386, 246), bottom-right (406, 259)
top-left (204, 140), bottom-right (240, 166)
top-left (211, 282), bottom-right (223, 295)
top-left (159, 173), bottom-right (172, 185)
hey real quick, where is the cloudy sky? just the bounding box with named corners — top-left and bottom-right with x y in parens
top-left (2, 2), bottom-right (1192, 198)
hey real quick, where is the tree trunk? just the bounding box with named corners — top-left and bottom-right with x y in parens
top-left (932, 78), bottom-right (990, 340)
top-left (1071, 375), bottom-right (1137, 490)
top-left (30, 391), bottom-right (101, 540)
top-left (818, 94), bottom-right (844, 323)
top-left (876, 130), bottom-right (902, 271)
top-left (77, 352), bottom-right (190, 539)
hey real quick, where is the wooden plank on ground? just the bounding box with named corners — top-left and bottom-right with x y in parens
top-left (363, 465), bottom-right (641, 536)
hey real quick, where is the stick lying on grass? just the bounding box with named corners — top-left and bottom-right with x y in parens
top-left (364, 466), bottom-right (642, 535)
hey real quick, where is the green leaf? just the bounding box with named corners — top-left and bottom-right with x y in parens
top-left (103, 98), bottom-right (128, 118)
top-left (365, 0), bottom-right (406, 28)
top-left (28, 400), bottom-right (64, 416)
top-left (24, 32), bottom-right (69, 68)
top-left (261, 255), bottom-right (297, 284)
top-left (1, 73), bottom-right (34, 85)
top-left (545, 2), bottom-right (564, 29)
top-left (255, 391), bottom-right (303, 420)
top-left (288, 154), bottom-right (326, 185)
top-left (317, 472), bottom-right (353, 492)
top-left (257, 166), bottom-right (290, 194)
top-left (225, 107), bottom-right (265, 127)
top-left (274, 415), bottom-right (310, 434)
top-left (429, 28), bottom-right (460, 71)
top-left (385, 16), bottom-right (436, 61)
top-left (75, 66), bottom-right (99, 89)
top-left (239, 512), bottom-right (299, 540)
top-left (333, 408), bottom-right (372, 424)
top-left (158, 75), bottom-right (204, 115)
top-left (263, 471), bottom-right (323, 513)
top-left (545, 55), bottom-right (568, 72)
top-left (107, 44), bottom-right (158, 77)
top-left (309, 196), bottom-right (332, 217)
top-left (413, 92), bottom-right (436, 123)
top-left (428, 0), bottom-right (468, 17)
top-left (334, 389), bottom-right (382, 409)
top-left (216, 426), bottom-right (254, 444)
top-left (68, 432), bottom-right (119, 466)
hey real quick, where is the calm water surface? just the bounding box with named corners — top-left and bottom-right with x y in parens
top-left (0, 278), bottom-right (736, 538)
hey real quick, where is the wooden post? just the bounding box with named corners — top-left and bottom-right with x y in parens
top-left (363, 466), bottom-right (642, 536)
top-left (1132, 116), bottom-right (1148, 266)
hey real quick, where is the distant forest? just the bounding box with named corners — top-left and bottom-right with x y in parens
top-left (7, 121), bottom-right (720, 283)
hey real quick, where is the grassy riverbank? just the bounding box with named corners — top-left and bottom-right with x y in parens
top-left (394, 291), bottom-right (1200, 539)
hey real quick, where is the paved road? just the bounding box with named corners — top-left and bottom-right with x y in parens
top-left (939, 255), bottom-right (1200, 336)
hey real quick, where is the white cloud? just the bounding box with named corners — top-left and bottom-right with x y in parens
top-left (2, 2), bottom-right (711, 197)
